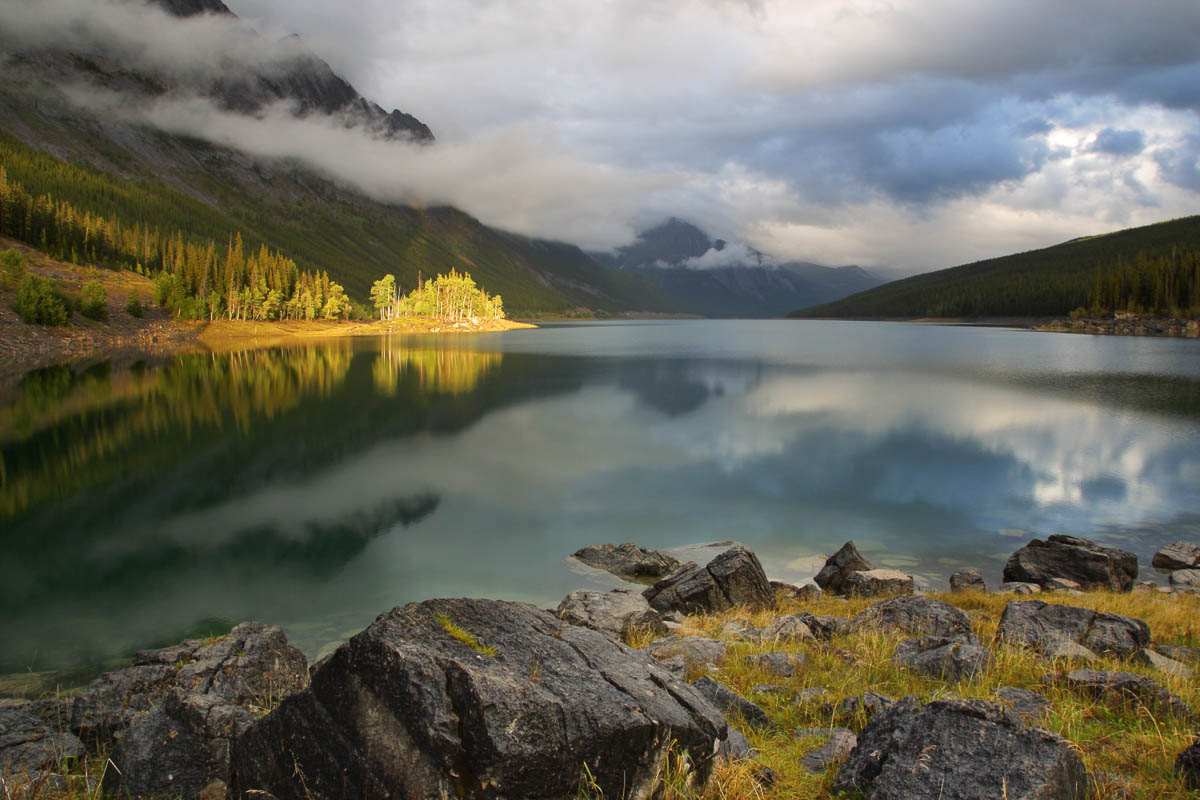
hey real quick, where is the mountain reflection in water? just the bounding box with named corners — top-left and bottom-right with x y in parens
top-left (2, 321), bottom-right (1198, 690)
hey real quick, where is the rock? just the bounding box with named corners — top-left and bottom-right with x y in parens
top-left (104, 691), bottom-right (255, 800)
top-left (814, 541), bottom-right (873, 594)
top-left (642, 546), bottom-right (774, 614)
top-left (851, 595), bottom-right (974, 640)
top-left (556, 589), bottom-right (665, 639)
top-left (753, 765), bottom-right (779, 787)
top-left (992, 687), bottom-right (1051, 722)
top-left (796, 727), bottom-right (857, 772)
top-left (999, 581), bottom-right (1042, 595)
top-left (1043, 640), bottom-right (1097, 662)
top-left (893, 636), bottom-right (992, 681)
top-left (71, 622), bottom-right (307, 751)
top-left (770, 580), bottom-right (821, 603)
top-left (996, 600), bottom-right (1149, 657)
top-left (1152, 541), bottom-right (1200, 572)
top-left (832, 698), bottom-right (1087, 800)
top-left (1169, 568), bottom-right (1200, 590)
top-left (1047, 669), bottom-right (1194, 721)
top-left (1002, 534), bottom-right (1138, 591)
top-left (233, 598), bottom-right (727, 800)
top-left (821, 692), bottom-right (895, 721)
top-left (1134, 648), bottom-right (1193, 677)
top-left (1132, 581), bottom-right (1157, 594)
top-left (0, 705), bottom-right (85, 779)
top-left (795, 687), bottom-right (830, 704)
top-left (716, 727), bottom-right (755, 762)
top-left (1157, 644), bottom-right (1200, 665)
top-left (1178, 737), bottom-right (1200, 789)
top-left (758, 614), bottom-right (817, 644)
top-left (843, 569), bottom-right (914, 598)
top-left (572, 542), bottom-right (682, 581)
top-left (949, 568), bottom-right (986, 593)
top-left (645, 636), bottom-right (727, 674)
top-left (789, 612), bottom-right (851, 641)
top-left (751, 684), bottom-right (792, 697)
top-left (1044, 577), bottom-right (1082, 591)
top-left (692, 676), bottom-right (771, 728)
top-left (746, 651), bottom-right (807, 678)
top-left (716, 618), bottom-right (764, 642)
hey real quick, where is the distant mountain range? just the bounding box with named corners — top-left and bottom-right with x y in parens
top-left (793, 215), bottom-right (1200, 319)
top-left (0, 0), bottom-right (876, 318)
top-left (593, 219), bottom-right (883, 318)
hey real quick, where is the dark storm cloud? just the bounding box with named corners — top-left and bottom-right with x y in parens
top-left (1089, 128), bottom-right (1145, 157)
top-left (9, 0), bottom-right (1200, 269)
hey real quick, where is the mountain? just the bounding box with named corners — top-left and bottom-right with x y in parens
top-left (596, 219), bottom-right (882, 318)
top-left (793, 216), bottom-right (1200, 319)
top-left (0, 1), bottom-right (674, 316)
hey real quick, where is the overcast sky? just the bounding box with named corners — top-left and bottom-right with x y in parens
top-left (12, 0), bottom-right (1200, 271)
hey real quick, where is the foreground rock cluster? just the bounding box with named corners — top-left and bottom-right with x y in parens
top-left (2, 535), bottom-right (1197, 799)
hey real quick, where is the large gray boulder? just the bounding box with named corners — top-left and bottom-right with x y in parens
top-left (1047, 669), bottom-right (1194, 721)
top-left (232, 598), bottom-right (729, 800)
top-left (843, 569), bottom-right (914, 598)
top-left (71, 622), bottom-right (307, 752)
top-left (996, 600), bottom-right (1149, 657)
top-left (1002, 535), bottom-right (1137, 591)
top-left (103, 692), bottom-right (252, 800)
top-left (557, 589), bottom-right (665, 639)
top-left (642, 546), bottom-right (774, 614)
top-left (832, 698), bottom-right (1087, 800)
top-left (814, 541), bottom-right (872, 594)
top-left (893, 636), bottom-right (992, 681)
top-left (1152, 541), bottom-right (1200, 572)
top-left (0, 705), bottom-right (85, 782)
top-left (851, 595), bottom-right (974, 640)
top-left (572, 542), bottom-right (683, 581)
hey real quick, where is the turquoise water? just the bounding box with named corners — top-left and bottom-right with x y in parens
top-left (2, 320), bottom-right (1199, 680)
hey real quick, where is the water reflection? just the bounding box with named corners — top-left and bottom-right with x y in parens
top-left (2, 323), bottom-right (1199, 689)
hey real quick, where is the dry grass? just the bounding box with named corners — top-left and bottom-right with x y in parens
top-left (642, 588), bottom-right (1200, 800)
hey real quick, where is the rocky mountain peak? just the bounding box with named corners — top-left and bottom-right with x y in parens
top-left (151, 0), bottom-right (234, 18)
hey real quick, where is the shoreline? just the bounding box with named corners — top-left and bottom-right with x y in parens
top-left (791, 314), bottom-right (1200, 338)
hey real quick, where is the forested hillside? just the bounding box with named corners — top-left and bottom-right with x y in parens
top-left (793, 216), bottom-right (1200, 319)
top-left (0, 109), bottom-right (673, 317)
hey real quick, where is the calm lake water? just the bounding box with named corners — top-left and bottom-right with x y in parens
top-left (3, 320), bottom-right (1200, 685)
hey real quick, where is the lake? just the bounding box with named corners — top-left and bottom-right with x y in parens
top-left (3, 320), bottom-right (1199, 688)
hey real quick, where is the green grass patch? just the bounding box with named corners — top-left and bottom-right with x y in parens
top-left (435, 612), bottom-right (498, 658)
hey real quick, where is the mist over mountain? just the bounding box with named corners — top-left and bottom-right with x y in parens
top-left (594, 219), bottom-right (883, 318)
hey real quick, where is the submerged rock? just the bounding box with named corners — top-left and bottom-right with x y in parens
top-left (814, 541), bottom-right (873, 594)
top-left (642, 546), bottom-right (774, 614)
top-left (233, 598), bottom-right (728, 800)
top-left (572, 542), bottom-right (682, 581)
top-left (996, 600), bottom-right (1149, 657)
top-left (1002, 535), bottom-right (1137, 591)
top-left (832, 698), bottom-right (1087, 800)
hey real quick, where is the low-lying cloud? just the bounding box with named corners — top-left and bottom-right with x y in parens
top-left (5, 0), bottom-right (1200, 271)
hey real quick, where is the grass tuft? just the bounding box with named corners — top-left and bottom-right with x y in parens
top-left (435, 612), bottom-right (498, 658)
